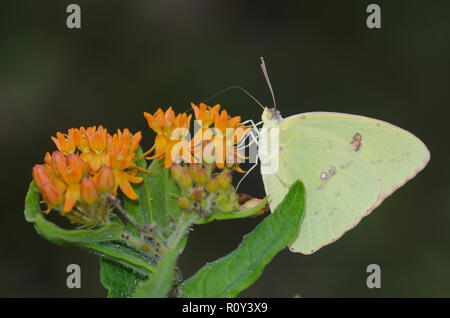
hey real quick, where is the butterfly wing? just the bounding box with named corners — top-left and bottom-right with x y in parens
top-left (281, 112), bottom-right (430, 207)
top-left (261, 112), bottom-right (430, 254)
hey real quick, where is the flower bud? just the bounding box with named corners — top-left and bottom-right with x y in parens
top-left (217, 192), bottom-right (239, 212)
top-left (96, 166), bottom-right (115, 193)
top-left (44, 152), bottom-right (52, 166)
top-left (190, 164), bottom-right (207, 185)
top-left (80, 178), bottom-right (99, 204)
top-left (40, 182), bottom-right (63, 207)
top-left (51, 151), bottom-right (68, 177)
top-left (216, 192), bottom-right (228, 205)
top-left (190, 188), bottom-right (203, 202)
top-left (217, 171), bottom-right (232, 190)
top-left (32, 165), bottom-right (52, 189)
top-left (177, 197), bottom-right (191, 209)
top-left (219, 202), bottom-right (234, 212)
top-left (178, 169), bottom-right (193, 189)
top-left (206, 176), bottom-right (218, 192)
top-left (170, 164), bottom-right (184, 181)
top-left (240, 199), bottom-right (266, 216)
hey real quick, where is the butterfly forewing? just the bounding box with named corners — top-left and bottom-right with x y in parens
top-left (282, 112), bottom-right (430, 207)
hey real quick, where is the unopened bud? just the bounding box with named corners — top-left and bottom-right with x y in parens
top-left (217, 171), bottom-right (232, 190)
top-left (41, 182), bottom-right (63, 207)
top-left (51, 151), bottom-right (68, 177)
top-left (218, 201), bottom-right (235, 213)
top-left (217, 192), bottom-right (239, 212)
top-left (178, 169), bottom-right (193, 189)
top-left (206, 176), bottom-right (218, 192)
top-left (80, 178), bottom-right (99, 204)
top-left (190, 188), bottom-right (202, 202)
top-left (32, 165), bottom-right (52, 189)
top-left (96, 166), bottom-right (115, 193)
top-left (190, 164), bottom-right (207, 185)
top-left (178, 197), bottom-right (191, 209)
top-left (240, 199), bottom-right (266, 216)
top-left (216, 192), bottom-right (228, 205)
top-left (170, 164), bottom-right (184, 181)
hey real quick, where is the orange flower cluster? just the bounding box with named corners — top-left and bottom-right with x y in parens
top-left (143, 107), bottom-right (192, 168)
top-left (32, 126), bottom-right (150, 223)
top-left (144, 103), bottom-right (250, 171)
top-left (191, 103), bottom-right (249, 171)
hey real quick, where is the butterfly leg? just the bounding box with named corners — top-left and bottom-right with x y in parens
top-left (240, 119), bottom-right (263, 129)
top-left (236, 129), bottom-right (259, 150)
top-left (236, 131), bottom-right (260, 191)
top-left (236, 120), bottom-right (261, 151)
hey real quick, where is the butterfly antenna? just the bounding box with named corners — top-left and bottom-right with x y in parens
top-left (260, 57), bottom-right (277, 110)
top-left (202, 85), bottom-right (265, 110)
top-left (183, 85), bottom-right (264, 113)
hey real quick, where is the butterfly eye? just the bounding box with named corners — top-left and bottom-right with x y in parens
top-left (269, 109), bottom-right (281, 121)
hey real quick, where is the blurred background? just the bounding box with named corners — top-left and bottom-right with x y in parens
top-left (1, 0), bottom-right (449, 297)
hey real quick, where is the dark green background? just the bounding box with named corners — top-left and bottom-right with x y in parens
top-left (1, 0), bottom-right (449, 297)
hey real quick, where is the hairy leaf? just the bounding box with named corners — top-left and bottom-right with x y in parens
top-left (134, 245), bottom-right (177, 298)
top-left (146, 160), bottom-right (182, 228)
top-left (25, 181), bottom-right (123, 244)
top-left (181, 180), bottom-right (305, 298)
top-left (123, 147), bottom-right (152, 235)
top-left (24, 181), bottom-right (43, 222)
top-left (84, 241), bottom-right (156, 276)
top-left (100, 257), bottom-right (146, 298)
top-left (194, 196), bottom-right (269, 225)
top-left (34, 214), bottom-right (122, 245)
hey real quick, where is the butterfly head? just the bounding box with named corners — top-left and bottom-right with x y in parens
top-left (262, 107), bottom-right (283, 127)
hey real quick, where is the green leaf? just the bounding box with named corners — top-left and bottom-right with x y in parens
top-left (99, 156), bottom-right (188, 298)
top-left (134, 244), bottom-right (178, 298)
top-left (146, 160), bottom-right (182, 228)
top-left (100, 257), bottom-right (146, 298)
top-left (24, 180), bottom-right (153, 283)
top-left (181, 180), bottom-right (305, 298)
top-left (123, 146), bottom-right (152, 235)
top-left (98, 147), bottom-right (157, 295)
top-left (194, 196), bottom-right (269, 225)
top-left (84, 241), bottom-right (156, 276)
top-left (34, 214), bottom-right (122, 245)
top-left (25, 181), bottom-right (123, 245)
top-left (24, 181), bottom-right (42, 222)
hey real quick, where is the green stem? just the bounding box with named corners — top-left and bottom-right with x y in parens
top-left (165, 212), bottom-right (197, 253)
top-left (121, 231), bottom-right (158, 257)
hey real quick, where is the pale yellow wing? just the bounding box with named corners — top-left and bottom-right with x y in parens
top-left (281, 112), bottom-right (430, 207)
top-left (261, 112), bottom-right (429, 254)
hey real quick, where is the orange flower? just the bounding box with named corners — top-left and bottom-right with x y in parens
top-left (143, 107), bottom-right (193, 168)
top-left (80, 178), bottom-right (99, 204)
top-left (108, 129), bottom-right (148, 200)
top-left (32, 165), bottom-right (53, 189)
top-left (46, 151), bottom-right (88, 213)
top-left (77, 126), bottom-right (110, 172)
top-left (51, 129), bottom-right (78, 154)
top-left (213, 109), bottom-right (242, 133)
top-left (33, 126), bottom-right (151, 224)
top-left (191, 102), bottom-right (220, 128)
top-left (191, 104), bottom-right (249, 171)
top-left (95, 166), bottom-right (115, 193)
